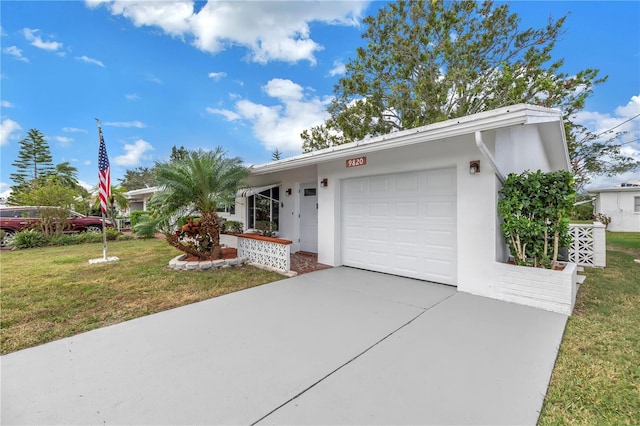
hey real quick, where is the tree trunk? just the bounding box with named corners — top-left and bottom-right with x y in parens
top-left (201, 211), bottom-right (222, 259)
top-left (165, 232), bottom-right (209, 259)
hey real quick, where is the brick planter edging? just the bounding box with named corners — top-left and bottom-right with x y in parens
top-left (168, 254), bottom-right (248, 271)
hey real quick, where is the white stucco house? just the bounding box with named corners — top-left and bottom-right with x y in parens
top-left (124, 186), bottom-right (160, 214)
top-left (234, 104), bottom-right (576, 313)
top-left (589, 183), bottom-right (640, 232)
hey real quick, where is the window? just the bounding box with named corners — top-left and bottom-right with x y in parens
top-left (216, 204), bottom-right (236, 215)
top-left (635, 196), bottom-right (640, 213)
top-left (304, 188), bottom-right (317, 197)
top-left (248, 187), bottom-right (279, 229)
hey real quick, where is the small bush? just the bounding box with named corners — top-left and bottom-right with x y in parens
top-left (222, 220), bottom-right (243, 234)
top-left (594, 213), bottom-right (612, 227)
top-left (10, 230), bottom-right (48, 249)
top-left (130, 210), bottom-right (151, 228)
top-left (255, 220), bottom-right (278, 237)
top-left (49, 234), bottom-right (76, 246)
top-left (117, 234), bottom-right (135, 241)
top-left (105, 228), bottom-right (121, 241)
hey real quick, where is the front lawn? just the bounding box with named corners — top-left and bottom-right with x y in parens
top-left (539, 232), bottom-right (640, 425)
top-left (0, 238), bottom-right (284, 355)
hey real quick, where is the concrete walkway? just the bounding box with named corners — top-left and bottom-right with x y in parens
top-left (1, 267), bottom-right (567, 425)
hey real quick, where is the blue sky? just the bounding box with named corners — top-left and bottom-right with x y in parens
top-left (1, 1), bottom-right (639, 196)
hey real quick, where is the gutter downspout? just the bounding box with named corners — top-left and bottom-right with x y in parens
top-left (474, 131), bottom-right (506, 184)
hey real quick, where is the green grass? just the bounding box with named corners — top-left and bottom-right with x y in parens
top-left (539, 232), bottom-right (640, 425)
top-left (0, 238), bottom-right (284, 355)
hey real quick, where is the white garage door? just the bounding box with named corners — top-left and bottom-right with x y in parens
top-left (342, 168), bottom-right (457, 285)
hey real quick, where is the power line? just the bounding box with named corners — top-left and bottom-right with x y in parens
top-left (595, 112), bottom-right (640, 138)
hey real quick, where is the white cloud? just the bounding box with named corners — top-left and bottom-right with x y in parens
top-left (78, 180), bottom-right (93, 191)
top-left (77, 55), bottom-right (105, 67)
top-left (83, 160), bottom-right (91, 166)
top-left (147, 73), bottom-right (163, 84)
top-left (126, 93), bottom-right (140, 100)
top-left (263, 78), bottom-right (304, 101)
top-left (209, 78), bottom-right (331, 152)
top-left (54, 135), bottom-right (73, 147)
top-left (208, 71), bottom-right (227, 81)
top-left (328, 60), bottom-right (346, 77)
top-left (1, 100), bottom-right (13, 108)
top-left (86, 0), bottom-right (367, 64)
top-left (206, 107), bottom-right (241, 121)
top-left (2, 46), bottom-right (28, 62)
top-left (63, 127), bottom-right (88, 133)
top-left (114, 139), bottom-right (154, 166)
top-left (103, 120), bottom-right (146, 128)
top-left (0, 118), bottom-right (22, 146)
top-left (22, 28), bottom-right (63, 51)
top-left (575, 95), bottom-right (640, 188)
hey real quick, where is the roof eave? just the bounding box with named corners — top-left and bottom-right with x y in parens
top-left (251, 104), bottom-right (563, 175)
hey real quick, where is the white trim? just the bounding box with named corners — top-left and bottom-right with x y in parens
top-left (249, 104), bottom-right (566, 175)
top-left (236, 183), bottom-right (280, 198)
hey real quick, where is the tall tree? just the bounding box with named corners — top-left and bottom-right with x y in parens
top-left (146, 148), bottom-right (249, 259)
top-left (169, 145), bottom-right (188, 162)
top-left (301, 0), bottom-right (636, 186)
top-left (10, 129), bottom-right (55, 188)
top-left (117, 166), bottom-right (156, 190)
top-left (271, 148), bottom-right (283, 161)
top-left (51, 161), bottom-right (80, 189)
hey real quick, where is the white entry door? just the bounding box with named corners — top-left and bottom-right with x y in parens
top-left (299, 183), bottom-right (318, 253)
top-left (341, 168), bottom-right (457, 285)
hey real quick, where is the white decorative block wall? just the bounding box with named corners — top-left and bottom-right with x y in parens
top-left (568, 222), bottom-right (606, 267)
top-left (493, 262), bottom-right (578, 315)
top-left (237, 236), bottom-right (291, 273)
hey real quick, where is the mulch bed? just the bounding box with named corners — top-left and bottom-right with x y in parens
top-left (183, 247), bottom-right (238, 262)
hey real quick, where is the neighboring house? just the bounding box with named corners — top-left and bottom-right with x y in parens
top-left (124, 186), bottom-right (160, 214)
top-left (589, 183), bottom-right (640, 232)
top-left (235, 104), bottom-right (571, 303)
top-left (124, 185), bottom-right (241, 222)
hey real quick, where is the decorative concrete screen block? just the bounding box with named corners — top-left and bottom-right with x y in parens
top-left (493, 262), bottom-right (578, 315)
top-left (237, 234), bottom-right (292, 273)
top-left (568, 222), bottom-right (606, 267)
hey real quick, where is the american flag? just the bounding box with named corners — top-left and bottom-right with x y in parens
top-left (97, 122), bottom-right (111, 215)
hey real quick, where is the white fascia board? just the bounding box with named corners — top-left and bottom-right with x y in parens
top-left (588, 186), bottom-right (640, 194)
top-left (124, 186), bottom-right (161, 197)
top-left (251, 104), bottom-right (563, 175)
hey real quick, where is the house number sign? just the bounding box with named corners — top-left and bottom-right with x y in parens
top-left (346, 156), bottom-right (366, 168)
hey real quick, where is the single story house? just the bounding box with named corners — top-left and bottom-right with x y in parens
top-left (234, 104), bottom-right (574, 312)
top-left (124, 186), bottom-right (160, 214)
top-left (589, 183), bottom-right (640, 232)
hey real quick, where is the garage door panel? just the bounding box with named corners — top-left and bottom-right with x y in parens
top-left (342, 168), bottom-right (457, 285)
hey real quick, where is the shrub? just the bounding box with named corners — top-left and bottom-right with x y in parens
top-left (105, 228), bottom-right (121, 241)
top-left (48, 234), bottom-right (76, 246)
top-left (130, 210), bottom-right (151, 228)
top-left (222, 220), bottom-right (243, 234)
top-left (594, 213), bottom-right (612, 227)
top-left (255, 220), bottom-right (278, 237)
top-left (498, 170), bottom-right (575, 269)
top-left (9, 230), bottom-right (48, 249)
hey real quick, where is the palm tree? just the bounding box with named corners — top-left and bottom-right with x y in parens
top-left (52, 161), bottom-right (80, 189)
top-left (149, 148), bottom-right (249, 259)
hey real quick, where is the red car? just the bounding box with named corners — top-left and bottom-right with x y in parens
top-left (0, 206), bottom-right (113, 247)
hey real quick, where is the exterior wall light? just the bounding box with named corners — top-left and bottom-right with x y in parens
top-left (469, 160), bottom-right (480, 175)
top-left (285, 188), bottom-right (292, 196)
top-left (321, 178), bottom-right (328, 187)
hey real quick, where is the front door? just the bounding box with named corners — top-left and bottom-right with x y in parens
top-left (299, 183), bottom-right (318, 253)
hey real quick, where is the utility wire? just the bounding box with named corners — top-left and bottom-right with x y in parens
top-left (594, 112), bottom-right (640, 138)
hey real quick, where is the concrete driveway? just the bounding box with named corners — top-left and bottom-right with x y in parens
top-left (1, 267), bottom-right (567, 425)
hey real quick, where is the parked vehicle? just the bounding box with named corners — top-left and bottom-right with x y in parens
top-left (0, 206), bottom-right (112, 247)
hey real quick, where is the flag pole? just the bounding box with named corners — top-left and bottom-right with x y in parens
top-left (89, 119), bottom-right (118, 264)
top-left (96, 119), bottom-right (108, 260)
